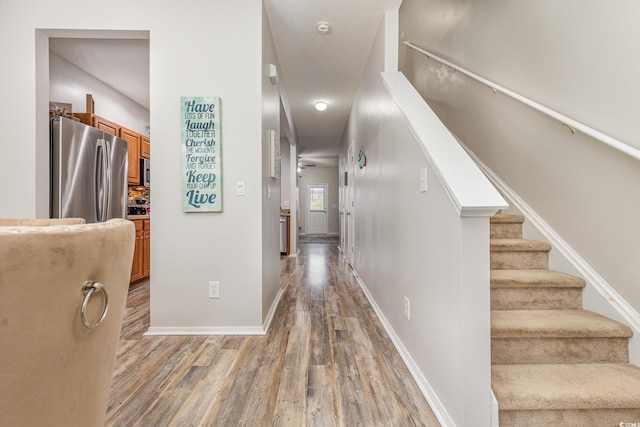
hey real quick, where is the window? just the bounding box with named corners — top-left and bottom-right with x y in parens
top-left (309, 185), bottom-right (326, 212)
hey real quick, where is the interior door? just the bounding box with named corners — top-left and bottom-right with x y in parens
top-left (306, 184), bottom-right (328, 234)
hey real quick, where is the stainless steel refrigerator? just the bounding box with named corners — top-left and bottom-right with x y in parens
top-left (50, 116), bottom-right (128, 223)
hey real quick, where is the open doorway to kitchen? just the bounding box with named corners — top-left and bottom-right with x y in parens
top-left (40, 29), bottom-right (151, 304)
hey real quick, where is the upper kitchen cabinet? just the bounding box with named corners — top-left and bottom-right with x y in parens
top-left (75, 113), bottom-right (120, 136)
top-left (141, 136), bottom-right (150, 159)
top-left (94, 116), bottom-right (120, 137)
top-left (120, 127), bottom-right (140, 184)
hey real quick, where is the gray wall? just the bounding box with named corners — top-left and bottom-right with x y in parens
top-left (339, 11), bottom-right (503, 425)
top-left (400, 0), bottom-right (640, 322)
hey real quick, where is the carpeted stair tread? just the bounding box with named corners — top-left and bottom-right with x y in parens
top-left (491, 310), bottom-right (633, 338)
top-left (492, 363), bottom-right (640, 410)
top-left (489, 212), bottom-right (640, 422)
top-left (490, 239), bottom-right (551, 252)
top-left (491, 270), bottom-right (586, 289)
top-left (490, 214), bottom-right (525, 224)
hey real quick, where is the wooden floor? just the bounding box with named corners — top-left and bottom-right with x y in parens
top-left (106, 243), bottom-right (440, 426)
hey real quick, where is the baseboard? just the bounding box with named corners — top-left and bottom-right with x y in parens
top-left (491, 389), bottom-right (499, 427)
top-left (353, 270), bottom-right (456, 427)
top-left (457, 139), bottom-right (640, 338)
top-left (144, 326), bottom-right (266, 336)
top-left (263, 287), bottom-right (284, 332)
top-left (144, 288), bottom-right (283, 337)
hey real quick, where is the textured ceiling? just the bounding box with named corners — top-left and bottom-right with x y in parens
top-left (264, 0), bottom-right (402, 158)
top-left (49, 1), bottom-right (402, 161)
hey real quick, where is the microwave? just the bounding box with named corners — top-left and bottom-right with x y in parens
top-left (140, 158), bottom-right (150, 187)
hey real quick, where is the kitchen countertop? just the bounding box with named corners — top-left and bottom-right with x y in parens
top-left (127, 215), bottom-right (150, 220)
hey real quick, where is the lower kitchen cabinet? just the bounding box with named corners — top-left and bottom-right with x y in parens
top-left (142, 219), bottom-right (150, 277)
top-left (130, 218), bottom-right (150, 283)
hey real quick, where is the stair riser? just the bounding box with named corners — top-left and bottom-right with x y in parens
top-left (491, 252), bottom-right (548, 270)
top-left (490, 223), bottom-right (523, 240)
top-left (499, 408), bottom-right (640, 427)
top-left (491, 288), bottom-right (582, 310)
top-left (492, 337), bottom-right (629, 364)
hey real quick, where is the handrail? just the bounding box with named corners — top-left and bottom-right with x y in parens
top-left (403, 41), bottom-right (640, 161)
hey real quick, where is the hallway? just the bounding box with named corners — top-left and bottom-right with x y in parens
top-left (106, 244), bottom-right (440, 426)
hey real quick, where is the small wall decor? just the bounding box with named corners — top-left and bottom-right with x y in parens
top-left (180, 96), bottom-right (222, 212)
top-left (358, 148), bottom-right (367, 169)
top-left (269, 129), bottom-right (281, 179)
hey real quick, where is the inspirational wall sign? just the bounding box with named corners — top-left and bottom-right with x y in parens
top-left (181, 96), bottom-right (222, 212)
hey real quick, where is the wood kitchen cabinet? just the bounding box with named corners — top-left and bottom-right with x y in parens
top-left (94, 116), bottom-right (120, 136)
top-left (142, 219), bottom-right (150, 277)
top-left (120, 127), bottom-right (141, 184)
top-left (130, 218), bottom-right (150, 283)
top-left (130, 219), bottom-right (144, 282)
top-left (74, 113), bottom-right (120, 136)
top-left (141, 136), bottom-right (150, 159)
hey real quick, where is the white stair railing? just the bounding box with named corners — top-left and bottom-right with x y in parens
top-left (403, 41), bottom-right (640, 162)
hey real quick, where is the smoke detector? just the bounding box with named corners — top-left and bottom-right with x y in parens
top-left (316, 22), bottom-right (331, 34)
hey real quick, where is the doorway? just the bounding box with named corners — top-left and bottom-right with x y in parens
top-left (306, 184), bottom-right (328, 234)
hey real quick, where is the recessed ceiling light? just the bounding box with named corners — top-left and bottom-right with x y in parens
top-left (314, 101), bottom-right (328, 111)
top-left (316, 22), bottom-right (331, 34)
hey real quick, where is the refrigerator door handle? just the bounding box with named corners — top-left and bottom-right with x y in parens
top-left (95, 139), bottom-right (109, 222)
top-left (103, 140), bottom-right (112, 220)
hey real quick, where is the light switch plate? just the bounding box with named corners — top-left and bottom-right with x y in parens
top-left (420, 168), bottom-right (428, 192)
top-left (236, 181), bottom-right (245, 196)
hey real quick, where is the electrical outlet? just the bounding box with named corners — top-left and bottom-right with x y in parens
top-left (209, 281), bottom-right (220, 299)
top-left (404, 296), bottom-right (411, 320)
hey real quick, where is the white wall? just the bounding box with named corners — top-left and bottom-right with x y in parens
top-left (340, 11), bottom-right (505, 426)
top-left (298, 166), bottom-right (339, 234)
top-left (399, 1), bottom-right (640, 324)
top-left (261, 3), bottom-right (283, 324)
top-left (49, 52), bottom-right (149, 136)
top-left (0, 0), bottom-right (278, 332)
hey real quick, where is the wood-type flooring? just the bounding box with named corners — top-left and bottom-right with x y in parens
top-left (106, 243), bottom-right (440, 426)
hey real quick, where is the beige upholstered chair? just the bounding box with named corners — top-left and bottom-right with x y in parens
top-left (0, 217), bottom-right (86, 226)
top-left (0, 218), bottom-right (135, 426)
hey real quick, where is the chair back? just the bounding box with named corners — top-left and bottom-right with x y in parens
top-left (0, 219), bottom-right (135, 426)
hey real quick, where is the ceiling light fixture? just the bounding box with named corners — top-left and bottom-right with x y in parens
top-left (314, 101), bottom-right (328, 111)
top-left (316, 21), bottom-right (331, 34)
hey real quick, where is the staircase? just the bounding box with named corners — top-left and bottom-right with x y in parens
top-left (490, 213), bottom-right (640, 426)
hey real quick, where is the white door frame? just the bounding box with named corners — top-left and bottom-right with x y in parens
top-left (339, 157), bottom-right (346, 254)
top-left (346, 143), bottom-right (355, 266)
